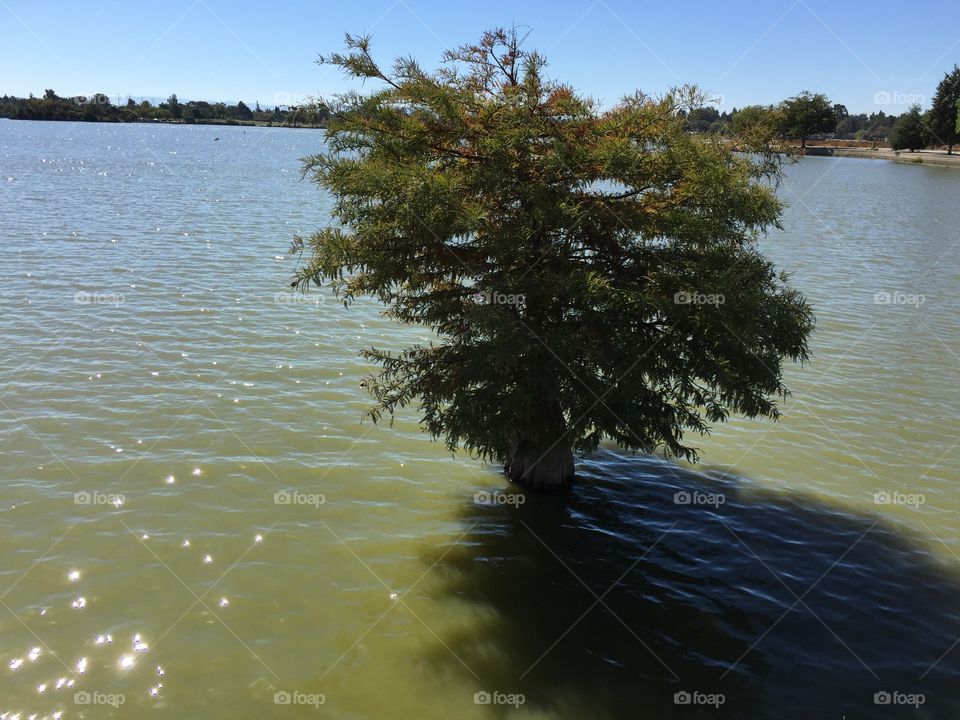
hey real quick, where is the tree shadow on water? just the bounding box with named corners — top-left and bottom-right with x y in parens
top-left (425, 450), bottom-right (960, 720)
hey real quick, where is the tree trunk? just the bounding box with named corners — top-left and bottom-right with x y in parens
top-left (503, 398), bottom-right (575, 490)
top-left (505, 442), bottom-right (574, 490)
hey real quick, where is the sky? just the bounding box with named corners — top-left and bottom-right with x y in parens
top-left (1, 0), bottom-right (957, 114)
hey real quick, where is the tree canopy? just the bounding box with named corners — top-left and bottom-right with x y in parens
top-left (890, 105), bottom-right (926, 152)
top-left (293, 29), bottom-right (814, 488)
top-left (777, 91), bottom-right (837, 148)
top-left (929, 65), bottom-right (960, 154)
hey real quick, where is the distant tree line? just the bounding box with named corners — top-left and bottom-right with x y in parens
top-left (682, 64), bottom-right (960, 154)
top-left (0, 90), bottom-right (328, 127)
top-left (5, 66), bottom-right (958, 148)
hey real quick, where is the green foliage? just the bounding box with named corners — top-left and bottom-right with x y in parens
top-left (236, 100), bottom-right (254, 120)
top-left (166, 93), bottom-right (182, 119)
top-left (890, 105), bottom-right (926, 151)
top-left (286, 103), bottom-right (328, 127)
top-left (929, 65), bottom-right (960, 152)
top-left (731, 105), bottom-right (783, 147)
top-left (836, 111), bottom-right (896, 141)
top-left (293, 29), bottom-right (814, 470)
top-left (777, 91), bottom-right (837, 147)
top-left (0, 90), bottom-right (320, 126)
top-left (684, 106), bottom-right (720, 132)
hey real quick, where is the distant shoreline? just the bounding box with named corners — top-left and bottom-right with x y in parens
top-left (804, 146), bottom-right (960, 168)
top-left (0, 116), bottom-right (325, 129)
top-left (3, 117), bottom-right (956, 163)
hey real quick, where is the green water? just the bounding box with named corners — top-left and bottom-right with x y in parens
top-left (2, 120), bottom-right (959, 719)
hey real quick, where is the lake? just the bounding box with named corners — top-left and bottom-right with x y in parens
top-left (2, 119), bottom-right (960, 719)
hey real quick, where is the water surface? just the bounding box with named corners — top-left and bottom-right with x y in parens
top-left (1, 121), bottom-right (959, 718)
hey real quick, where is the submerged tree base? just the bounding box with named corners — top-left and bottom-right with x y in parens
top-left (504, 445), bottom-right (575, 490)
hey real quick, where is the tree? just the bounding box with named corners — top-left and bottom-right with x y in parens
top-left (286, 105), bottom-right (302, 126)
top-left (835, 112), bottom-right (866, 138)
top-left (236, 100), bottom-right (254, 120)
top-left (684, 106), bottom-right (720, 132)
top-left (293, 30), bottom-right (814, 489)
top-left (859, 111), bottom-right (896, 141)
top-left (890, 105), bottom-right (926, 152)
top-left (167, 93), bottom-right (181, 120)
top-left (732, 105), bottom-right (781, 138)
top-left (929, 65), bottom-right (960, 153)
top-left (777, 91), bottom-right (837, 148)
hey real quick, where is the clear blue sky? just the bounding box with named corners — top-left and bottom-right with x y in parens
top-left (1, 0), bottom-right (957, 114)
